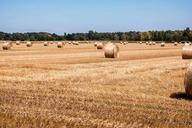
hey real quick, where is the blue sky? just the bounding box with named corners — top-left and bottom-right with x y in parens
top-left (0, 0), bottom-right (192, 34)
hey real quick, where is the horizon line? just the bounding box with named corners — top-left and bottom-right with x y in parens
top-left (0, 27), bottom-right (191, 35)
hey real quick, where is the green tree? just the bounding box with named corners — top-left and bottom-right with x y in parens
top-left (120, 33), bottom-right (127, 41)
top-left (183, 27), bottom-right (191, 41)
top-left (88, 30), bottom-right (95, 40)
top-left (114, 34), bottom-right (119, 40)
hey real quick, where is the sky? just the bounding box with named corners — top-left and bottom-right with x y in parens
top-left (0, 0), bottom-right (192, 34)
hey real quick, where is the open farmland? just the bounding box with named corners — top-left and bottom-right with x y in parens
top-left (0, 42), bottom-right (192, 128)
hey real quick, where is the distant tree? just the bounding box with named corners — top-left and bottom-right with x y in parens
top-left (139, 32), bottom-right (151, 41)
top-left (113, 34), bottom-right (119, 40)
top-left (183, 27), bottom-right (191, 41)
top-left (120, 33), bottom-right (127, 41)
top-left (88, 30), bottom-right (95, 40)
top-left (0, 28), bottom-right (191, 42)
top-left (63, 33), bottom-right (67, 40)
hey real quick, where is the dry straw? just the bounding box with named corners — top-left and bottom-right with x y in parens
top-left (97, 42), bottom-right (104, 49)
top-left (184, 63), bottom-right (192, 96)
top-left (44, 42), bottom-right (49, 46)
top-left (26, 41), bottom-right (32, 47)
top-left (73, 41), bottom-right (79, 45)
top-left (57, 42), bottom-right (63, 48)
top-left (149, 42), bottom-right (152, 45)
top-left (185, 43), bottom-right (190, 46)
top-left (104, 43), bottom-right (119, 58)
top-left (2, 42), bottom-right (11, 50)
top-left (174, 42), bottom-right (178, 46)
top-left (123, 42), bottom-right (128, 45)
top-left (94, 42), bottom-right (98, 47)
top-left (161, 42), bottom-right (165, 47)
top-left (16, 41), bottom-right (20, 45)
top-left (8, 42), bottom-right (13, 47)
top-left (182, 46), bottom-right (192, 59)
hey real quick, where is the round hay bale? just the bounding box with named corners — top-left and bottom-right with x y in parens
top-left (104, 43), bottom-right (119, 58)
top-left (161, 42), bottom-right (165, 47)
top-left (185, 43), bottom-right (190, 46)
top-left (16, 41), bottom-right (20, 45)
top-left (123, 42), bottom-right (127, 45)
top-left (2, 42), bottom-right (11, 50)
top-left (184, 63), bottom-right (192, 96)
top-left (26, 41), bottom-right (32, 47)
top-left (140, 42), bottom-right (142, 44)
top-left (152, 42), bottom-right (156, 45)
top-left (94, 42), bottom-right (98, 47)
top-left (149, 42), bottom-right (152, 45)
top-left (97, 42), bottom-right (104, 49)
top-left (44, 42), bottom-right (49, 46)
top-left (182, 46), bottom-right (192, 59)
top-left (146, 42), bottom-right (149, 45)
top-left (174, 42), bottom-right (178, 46)
top-left (57, 42), bottom-right (63, 48)
top-left (73, 41), bottom-right (79, 45)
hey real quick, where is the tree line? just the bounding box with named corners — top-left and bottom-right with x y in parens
top-left (0, 28), bottom-right (191, 42)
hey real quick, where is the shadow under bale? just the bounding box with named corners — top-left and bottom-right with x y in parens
top-left (170, 92), bottom-right (192, 100)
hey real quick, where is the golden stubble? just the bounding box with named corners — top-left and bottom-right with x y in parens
top-left (0, 42), bottom-right (191, 128)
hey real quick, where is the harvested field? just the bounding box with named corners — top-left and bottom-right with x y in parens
top-left (0, 42), bottom-right (192, 128)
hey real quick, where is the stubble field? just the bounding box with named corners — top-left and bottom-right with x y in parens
top-left (0, 42), bottom-right (192, 128)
